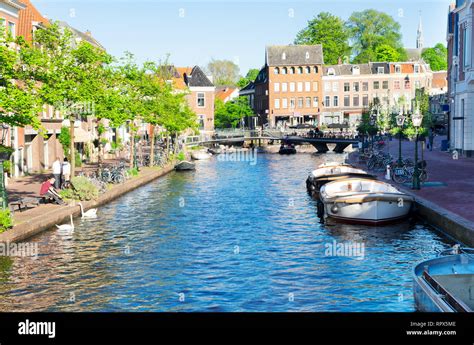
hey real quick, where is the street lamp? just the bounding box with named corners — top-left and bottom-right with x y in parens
top-left (412, 108), bottom-right (423, 190)
top-left (396, 111), bottom-right (406, 165)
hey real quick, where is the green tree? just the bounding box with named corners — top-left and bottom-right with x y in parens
top-left (0, 26), bottom-right (41, 130)
top-left (375, 44), bottom-right (401, 62)
top-left (237, 68), bottom-right (259, 88)
top-left (31, 22), bottom-right (112, 176)
top-left (421, 43), bottom-right (448, 71)
top-left (205, 59), bottom-right (240, 86)
top-left (294, 12), bottom-right (351, 65)
top-left (215, 97), bottom-right (254, 128)
top-left (347, 9), bottom-right (406, 63)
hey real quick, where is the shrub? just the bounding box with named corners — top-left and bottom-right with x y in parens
top-left (58, 127), bottom-right (71, 155)
top-left (3, 160), bottom-right (11, 175)
top-left (0, 209), bottom-right (13, 233)
top-left (75, 151), bottom-right (82, 167)
top-left (127, 168), bottom-right (139, 177)
top-left (60, 176), bottom-right (99, 201)
top-left (177, 152), bottom-right (185, 161)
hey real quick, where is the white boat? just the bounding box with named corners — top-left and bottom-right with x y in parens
top-left (318, 162), bottom-right (354, 168)
top-left (320, 178), bottom-right (413, 225)
top-left (191, 151), bottom-right (212, 160)
top-left (306, 165), bottom-right (375, 197)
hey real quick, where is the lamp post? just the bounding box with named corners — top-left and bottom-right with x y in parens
top-left (396, 111), bottom-right (406, 165)
top-left (412, 108), bottom-right (423, 190)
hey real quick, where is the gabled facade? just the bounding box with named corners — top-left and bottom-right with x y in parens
top-left (173, 66), bottom-right (215, 133)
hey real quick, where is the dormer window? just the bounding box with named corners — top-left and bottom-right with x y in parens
top-left (327, 68), bottom-right (336, 76)
top-left (305, 52), bottom-right (310, 59)
top-left (282, 67), bottom-right (287, 75)
top-left (314, 66), bottom-right (319, 74)
top-left (297, 67), bottom-right (303, 74)
top-left (377, 67), bottom-right (385, 74)
top-left (352, 66), bottom-right (360, 75)
top-left (282, 52), bottom-right (286, 60)
top-left (305, 66), bottom-right (311, 74)
top-left (274, 67), bottom-right (280, 75)
top-left (395, 64), bottom-right (401, 73)
top-left (289, 67), bottom-right (295, 74)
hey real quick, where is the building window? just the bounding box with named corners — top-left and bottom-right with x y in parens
top-left (274, 83), bottom-right (280, 92)
top-left (197, 93), bottom-right (205, 107)
top-left (382, 81), bottom-right (388, 89)
top-left (282, 83), bottom-right (288, 92)
top-left (314, 66), bottom-right (319, 74)
top-left (297, 82), bottom-right (303, 92)
top-left (373, 81), bottom-right (380, 89)
top-left (414, 64), bottom-right (420, 73)
top-left (282, 67), bottom-right (287, 75)
top-left (313, 97), bottom-right (319, 108)
top-left (353, 82), bottom-right (359, 92)
top-left (404, 80), bottom-right (410, 89)
top-left (332, 82), bottom-right (338, 92)
top-left (352, 65), bottom-right (360, 75)
top-left (353, 95), bottom-right (359, 107)
top-left (305, 66), bottom-right (311, 74)
top-left (362, 82), bottom-right (368, 91)
top-left (377, 67), bottom-right (385, 74)
top-left (333, 96), bottom-right (339, 107)
top-left (324, 96), bottom-right (331, 107)
top-left (198, 115), bottom-right (205, 129)
top-left (313, 82), bottom-right (319, 92)
top-left (324, 82), bottom-right (331, 92)
top-left (362, 95), bottom-right (369, 107)
top-left (289, 67), bottom-right (295, 74)
top-left (298, 97), bottom-right (304, 108)
top-left (282, 98), bottom-right (288, 108)
top-left (344, 95), bottom-right (350, 107)
top-left (306, 97), bottom-right (311, 108)
top-left (344, 83), bottom-right (350, 92)
top-left (274, 67), bottom-right (280, 74)
top-left (327, 68), bottom-right (335, 76)
top-left (305, 82), bottom-right (311, 92)
top-left (395, 64), bottom-right (401, 73)
top-left (290, 98), bottom-right (295, 109)
top-left (8, 22), bottom-right (15, 38)
top-left (394, 81), bottom-right (400, 90)
top-left (282, 52), bottom-right (286, 60)
top-left (297, 67), bottom-right (303, 74)
top-left (289, 82), bottom-right (295, 92)
top-left (463, 27), bottom-right (468, 67)
top-left (274, 99), bottom-right (280, 109)
top-left (415, 81), bottom-right (421, 89)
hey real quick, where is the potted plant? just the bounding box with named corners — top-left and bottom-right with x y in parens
top-left (0, 145), bottom-right (14, 161)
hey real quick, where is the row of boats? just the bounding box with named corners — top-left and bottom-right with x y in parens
top-left (306, 161), bottom-right (473, 312)
top-left (306, 162), bottom-right (414, 225)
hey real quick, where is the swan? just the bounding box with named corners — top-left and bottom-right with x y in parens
top-left (56, 215), bottom-right (74, 233)
top-left (79, 202), bottom-right (98, 219)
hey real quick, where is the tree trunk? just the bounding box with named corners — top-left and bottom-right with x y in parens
top-left (149, 125), bottom-right (155, 166)
top-left (166, 134), bottom-right (170, 156)
top-left (69, 117), bottom-right (75, 177)
top-left (130, 129), bottom-right (135, 170)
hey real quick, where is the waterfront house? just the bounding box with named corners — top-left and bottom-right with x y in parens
top-left (254, 45), bottom-right (324, 128)
top-left (447, 0), bottom-right (474, 157)
top-left (215, 86), bottom-right (239, 103)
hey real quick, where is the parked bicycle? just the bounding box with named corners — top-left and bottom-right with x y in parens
top-left (391, 160), bottom-right (428, 184)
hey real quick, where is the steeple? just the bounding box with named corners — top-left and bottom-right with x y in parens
top-left (416, 15), bottom-right (424, 50)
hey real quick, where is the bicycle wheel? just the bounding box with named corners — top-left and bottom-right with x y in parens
top-left (419, 170), bottom-right (428, 183)
top-left (367, 158), bottom-right (376, 171)
top-left (392, 167), bottom-right (408, 184)
top-left (113, 173), bottom-right (125, 184)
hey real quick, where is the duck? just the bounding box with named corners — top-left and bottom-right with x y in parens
top-left (56, 215), bottom-right (74, 232)
top-left (79, 202), bottom-right (98, 219)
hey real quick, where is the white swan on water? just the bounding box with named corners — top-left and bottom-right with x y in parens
top-left (56, 215), bottom-right (74, 232)
top-left (79, 202), bottom-right (98, 219)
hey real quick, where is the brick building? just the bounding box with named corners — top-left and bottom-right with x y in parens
top-left (254, 45), bottom-right (324, 128)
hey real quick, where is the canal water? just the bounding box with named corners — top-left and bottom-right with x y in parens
top-left (0, 153), bottom-right (453, 312)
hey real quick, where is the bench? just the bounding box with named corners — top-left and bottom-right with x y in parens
top-left (9, 197), bottom-right (42, 213)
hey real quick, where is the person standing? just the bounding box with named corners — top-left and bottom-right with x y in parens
top-left (52, 157), bottom-right (62, 189)
top-left (62, 157), bottom-right (71, 188)
top-left (428, 127), bottom-right (435, 151)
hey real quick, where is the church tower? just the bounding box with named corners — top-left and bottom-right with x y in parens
top-left (416, 16), bottom-right (424, 50)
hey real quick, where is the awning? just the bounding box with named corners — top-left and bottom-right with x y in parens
top-left (74, 128), bottom-right (93, 143)
top-left (327, 123), bottom-right (350, 129)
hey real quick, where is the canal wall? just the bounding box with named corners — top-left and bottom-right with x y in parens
top-left (0, 164), bottom-right (176, 244)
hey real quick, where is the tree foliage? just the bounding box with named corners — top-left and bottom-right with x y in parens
top-left (421, 43), bottom-right (447, 71)
top-left (237, 68), bottom-right (260, 88)
top-left (346, 9), bottom-right (406, 63)
top-left (215, 97), bottom-right (254, 128)
top-left (294, 12), bottom-right (351, 65)
top-left (205, 59), bottom-right (240, 86)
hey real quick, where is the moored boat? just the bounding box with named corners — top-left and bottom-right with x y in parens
top-left (191, 151), bottom-right (212, 160)
top-left (175, 161), bottom-right (196, 171)
top-left (279, 144), bottom-right (296, 155)
top-left (413, 246), bottom-right (474, 312)
top-left (319, 178), bottom-right (413, 225)
top-left (306, 165), bottom-right (375, 197)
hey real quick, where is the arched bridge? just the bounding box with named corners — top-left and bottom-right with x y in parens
top-left (185, 130), bottom-right (358, 154)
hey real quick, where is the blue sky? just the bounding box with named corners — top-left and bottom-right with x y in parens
top-left (33, 0), bottom-right (452, 75)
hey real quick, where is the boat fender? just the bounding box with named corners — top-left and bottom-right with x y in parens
top-left (385, 165), bottom-right (391, 180)
top-left (331, 204), bottom-right (339, 214)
